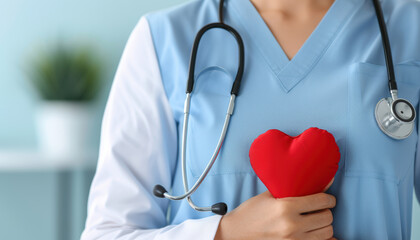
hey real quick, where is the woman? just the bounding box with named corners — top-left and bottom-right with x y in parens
top-left (81, 0), bottom-right (420, 239)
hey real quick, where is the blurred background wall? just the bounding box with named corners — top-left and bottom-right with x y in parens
top-left (0, 1), bottom-right (188, 239)
top-left (0, 0), bottom-right (186, 148)
top-left (0, 0), bottom-right (419, 239)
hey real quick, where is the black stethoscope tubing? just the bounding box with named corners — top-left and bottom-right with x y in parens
top-left (186, 22), bottom-right (244, 95)
top-left (372, 0), bottom-right (397, 91)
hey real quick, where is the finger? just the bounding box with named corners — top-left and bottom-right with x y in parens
top-left (300, 209), bottom-right (333, 232)
top-left (304, 225), bottom-right (334, 240)
top-left (293, 193), bottom-right (336, 213)
top-left (323, 177), bottom-right (335, 192)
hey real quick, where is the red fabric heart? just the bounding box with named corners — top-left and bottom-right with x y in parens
top-left (249, 127), bottom-right (340, 198)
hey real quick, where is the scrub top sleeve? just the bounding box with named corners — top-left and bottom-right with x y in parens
top-left (80, 16), bottom-right (222, 240)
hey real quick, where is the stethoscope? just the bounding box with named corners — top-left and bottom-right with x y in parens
top-left (153, 0), bottom-right (416, 215)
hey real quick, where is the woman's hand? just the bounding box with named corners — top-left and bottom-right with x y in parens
top-left (214, 180), bottom-right (337, 240)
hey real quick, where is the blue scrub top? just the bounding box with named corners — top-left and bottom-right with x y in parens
top-left (146, 0), bottom-right (420, 238)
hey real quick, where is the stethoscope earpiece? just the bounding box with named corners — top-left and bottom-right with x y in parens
top-left (211, 202), bottom-right (228, 215)
top-left (153, 184), bottom-right (168, 198)
top-left (153, 184), bottom-right (228, 215)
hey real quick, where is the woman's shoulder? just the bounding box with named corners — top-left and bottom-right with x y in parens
top-left (145, 0), bottom-right (208, 22)
top-left (387, 0), bottom-right (420, 24)
top-left (389, 0), bottom-right (420, 17)
top-left (386, 0), bottom-right (420, 62)
top-left (142, 0), bottom-right (218, 42)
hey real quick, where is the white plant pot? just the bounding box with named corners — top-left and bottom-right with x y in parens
top-left (36, 101), bottom-right (93, 161)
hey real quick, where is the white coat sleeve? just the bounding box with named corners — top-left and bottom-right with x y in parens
top-left (80, 16), bottom-right (222, 240)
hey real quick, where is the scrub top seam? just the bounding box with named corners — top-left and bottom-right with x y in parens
top-left (344, 62), bottom-right (350, 175)
top-left (141, 15), bottom-right (183, 188)
top-left (228, 0), bottom-right (290, 77)
top-left (193, 170), bottom-right (258, 178)
top-left (397, 60), bottom-right (420, 67)
top-left (143, 14), bottom-right (179, 125)
top-left (399, 95), bottom-right (420, 186)
top-left (398, 155), bottom-right (416, 186)
top-left (398, 114), bottom-right (419, 186)
top-left (344, 171), bottom-right (400, 185)
top-left (276, 0), bottom-right (368, 92)
top-left (229, 0), bottom-right (366, 93)
top-left (400, 68), bottom-right (420, 187)
top-left (228, 1), bottom-right (289, 92)
top-left (344, 62), bottom-right (399, 185)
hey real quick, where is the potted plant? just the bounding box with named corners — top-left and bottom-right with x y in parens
top-left (27, 45), bottom-right (101, 160)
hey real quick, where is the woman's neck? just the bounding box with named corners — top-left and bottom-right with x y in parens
top-left (250, 0), bottom-right (334, 17)
top-left (248, 0), bottom-right (335, 60)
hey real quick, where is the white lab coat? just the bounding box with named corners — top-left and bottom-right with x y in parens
top-left (80, 17), bottom-right (222, 239)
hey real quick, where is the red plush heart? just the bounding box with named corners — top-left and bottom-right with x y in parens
top-left (249, 127), bottom-right (340, 198)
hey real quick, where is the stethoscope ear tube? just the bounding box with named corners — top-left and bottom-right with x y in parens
top-left (153, 184), bottom-right (167, 198)
top-left (372, 0), bottom-right (397, 91)
top-left (153, 0), bottom-right (237, 216)
top-left (152, 94), bottom-right (236, 215)
top-left (186, 22), bottom-right (245, 96)
top-left (153, 184), bottom-right (228, 215)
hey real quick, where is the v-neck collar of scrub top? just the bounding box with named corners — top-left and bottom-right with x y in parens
top-left (228, 0), bottom-right (364, 93)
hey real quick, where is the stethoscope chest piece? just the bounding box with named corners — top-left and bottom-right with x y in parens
top-left (375, 97), bottom-right (416, 140)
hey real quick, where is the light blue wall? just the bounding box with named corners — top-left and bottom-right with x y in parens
top-left (0, 1), bottom-right (191, 240)
top-left (0, 0), bottom-right (419, 239)
top-left (0, 0), bottom-right (188, 149)
top-left (0, 170), bottom-right (96, 240)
